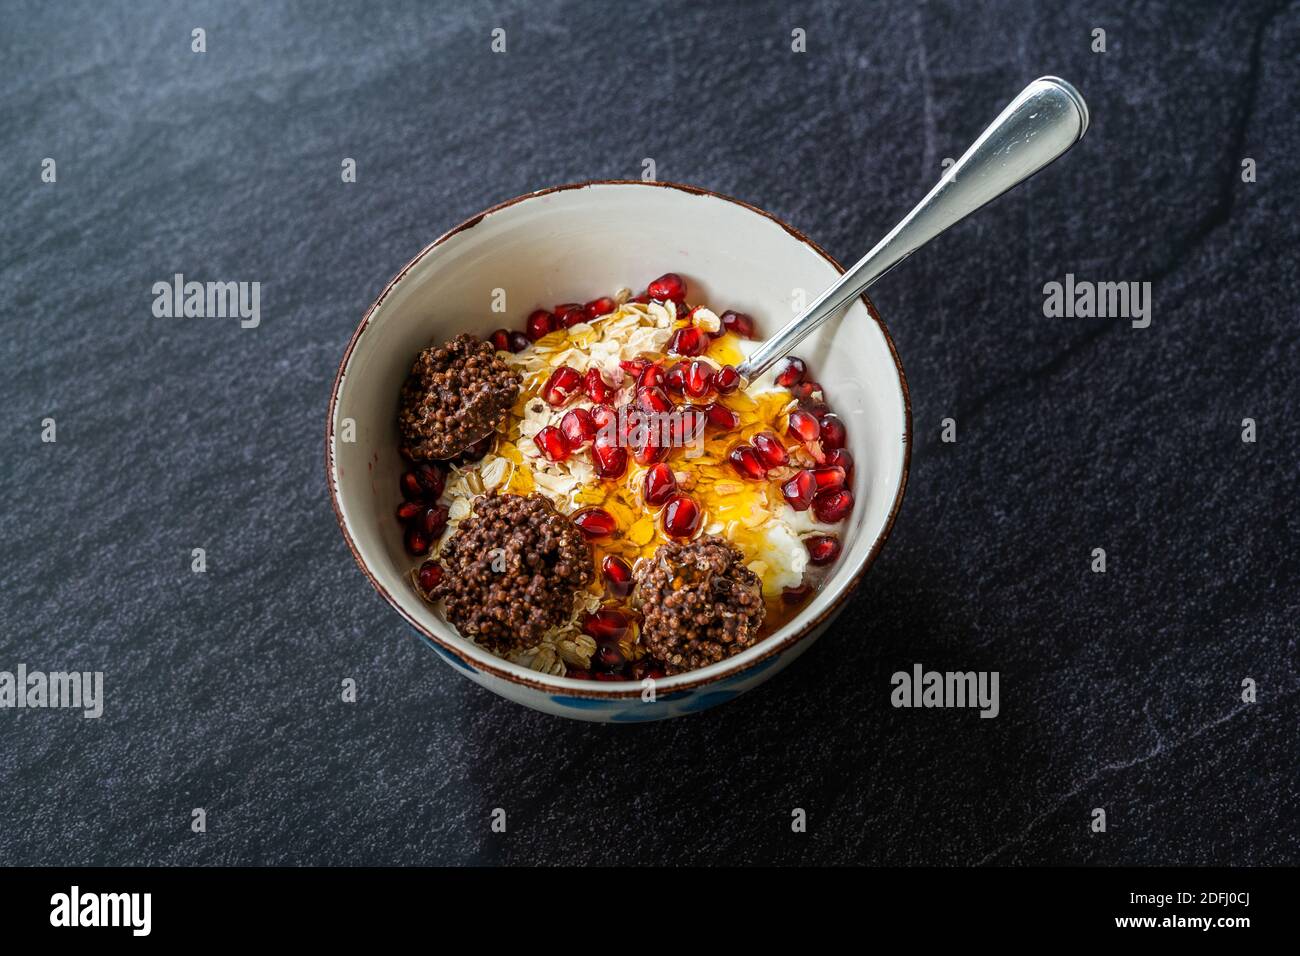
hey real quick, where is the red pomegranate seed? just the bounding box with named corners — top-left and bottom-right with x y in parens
top-left (620, 358), bottom-right (650, 379)
top-left (629, 293), bottom-right (652, 305)
top-left (632, 662), bottom-right (667, 681)
top-left (585, 296), bottom-right (616, 320)
top-left (507, 330), bottom-right (530, 352)
top-left (526, 309), bottom-right (557, 341)
top-left (720, 310), bottom-right (756, 338)
top-left (826, 448), bottom-right (855, 484)
top-left (752, 431), bottom-right (788, 469)
top-left (787, 408), bottom-right (821, 443)
top-left (459, 433), bottom-right (494, 462)
top-left (594, 644), bottom-right (626, 670)
top-left (812, 488), bottom-right (854, 522)
top-left (637, 362), bottom-right (666, 389)
top-left (774, 356), bottom-right (806, 388)
top-left (404, 525), bottom-right (430, 556)
top-left (643, 462), bottom-right (677, 505)
top-left (632, 434), bottom-right (668, 466)
top-left (490, 328), bottom-right (512, 352)
top-left (541, 365), bottom-right (582, 406)
top-left (559, 307), bottom-right (587, 328)
top-left (684, 360), bottom-right (714, 397)
top-left (567, 668), bottom-right (592, 681)
top-left (714, 365), bottom-right (741, 394)
top-left (819, 413), bottom-right (846, 450)
top-left (661, 493), bottom-right (702, 538)
top-left (672, 406), bottom-right (707, 445)
top-left (811, 465), bottom-right (846, 492)
top-left (419, 505), bottom-right (449, 538)
top-left (584, 368), bottom-right (614, 404)
top-left (416, 560), bottom-right (443, 592)
top-left (582, 608), bottom-right (633, 643)
top-left (728, 444), bottom-right (767, 481)
top-left (396, 501), bottom-right (422, 523)
top-left (637, 385), bottom-right (673, 414)
top-left (552, 302), bottom-right (580, 315)
top-left (703, 402), bottom-right (739, 430)
top-left (399, 472), bottom-right (423, 501)
top-left (782, 583), bottom-right (813, 604)
top-left (534, 425), bottom-right (571, 461)
top-left (593, 442), bottom-right (629, 479)
top-left (804, 534), bottom-right (842, 565)
top-left (415, 462), bottom-right (445, 498)
top-left (572, 507), bottom-right (616, 538)
top-left (590, 403), bottom-right (617, 435)
top-left (560, 408), bottom-right (597, 448)
top-left (647, 272), bottom-right (686, 302)
top-left (665, 362), bottom-right (687, 393)
top-left (781, 470), bottom-right (816, 510)
top-left (790, 380), bottom-right (822, 403)
top-left (601, 555), bottom-right (634, 598)
top-left (667, 326), bottom-right (706, 357)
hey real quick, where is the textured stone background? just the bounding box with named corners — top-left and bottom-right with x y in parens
top-left (1, 0), bottom-right (1296, 865)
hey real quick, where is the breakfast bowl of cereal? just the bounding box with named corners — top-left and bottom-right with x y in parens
top-left (327, 181), bottom-right (911, 721)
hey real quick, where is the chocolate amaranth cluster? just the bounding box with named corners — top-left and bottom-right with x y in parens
top-left (633, 535), bottom-right (766, 675)
top-left (431, 493), bottom-right (593, 653)
top-left (398, 333), bottom-right (521, 460)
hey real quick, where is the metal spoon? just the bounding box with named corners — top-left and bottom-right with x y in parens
top-left (736, 76), bottom-right (1090, 385)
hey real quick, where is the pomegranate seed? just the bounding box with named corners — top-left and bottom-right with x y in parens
top-left (728, 444), bottom-right (767, 481)
top-left (526, 309), bottom-right (557, 341)
top-left (632, 434), bottom-right (668, 465)
top-left (703, 402), bottom-right (739, 430)
top-left (507, 330), bottom-right (530, 352)
top-left (790, 380), bottom-right (822, 403)
top-left (637, 385), bottom-right (673, 414)
top-left (572, 507), bottom-right (616, 538)
top-left (819, 413), bottom-right (847, 450)
top-left (812, 488), bottom-right (854, 523)
top-left (629, 293), bottom-right (652, 304)
top-left (714, 365), bottom-right (741, 394)
top-left (811, 465), bottom-right (846, 492)
top-left (534, 425), bottom-right (571, 461)
top-left (404, 525), bottom-right (430, 556)
top-left (774, 356), bottom-right (806, 388)
top-left (459, 433), bottom-right (493, 462)
top-left (684, 360), bottom-right (715, 397)
top-left (752, 431), bottom-right (788, 469)
top-left (620, 358), bottom-right (650, 379)
top-left (593, 442), bottom-right (629, 479)
top-left (827, 448), bottom-right (855, 484)
top-left (567, 669), bottom-right (592, 681)
top-left (396, 501), bottom-right (422, 523)
top-left (661, 493), bottom-right (702, 538)
top-left (637, 362), bottom-right (666, 389)
top-left (672, 406), bottom-right (707, 445)
top-left (541, 365), bottom-right (582, 406)
top-left (787, 408), bottom-right (821, 443)
top-left (552, 302), bottom-right (579, 315)
top-left (665, 362), bottom-right (687, 393)
top-left (416, 560), bottom-right (443, 592)
top-left (590, 403), bottom-right (617, 436)
top-left (616, 402), bottom-right (642, 443)
top-left (585, 296), bottom-right (616, 320)
top-left (782, 583), bottom-right (813, 604)
top-left (419, 505), bottom-right (449, 538)
top-left (559, 307), bottom-right (587, 328)
top-left (647, 272), bottom-right (687, 302)
top-left (584, 368), bottom-right (614, 404)
top-left (594, 643), bottom-right (626, 670)
top-left (583, 608), bottom-right (633, 643)
top-left (414, 462), bottom-right (445, 498)
top-left (399, 472), bottom-right (423, 501)
top-left (632, 662), bottom-right (667, 680)
top-left (781, 470), bottom-right (816, 510)
top-left (560, 408), bottom-right (597, 448)
top-left (593, 669), bottom-right (627, 681)
top-left (490, 328), bottom-right (512, 351)
top-left (667, 326), bottom-right (706, 357)
top-left (804, 535), bottom-right (842, 565)
top-left (601, 555), bottom-right (634, 598)
top-left (720, 310), bottom-right (756, 338)
top-left (643, 462), bottom-right (677, 505)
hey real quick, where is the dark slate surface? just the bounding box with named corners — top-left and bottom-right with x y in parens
top-left (1, 0), bottom-right (1296, 866)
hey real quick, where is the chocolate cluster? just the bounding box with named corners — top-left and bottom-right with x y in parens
top-left (432, 494), bottom-right (593, 652)
top-left (634, 536), bottom-right (766, 674)
top-left (398, 333), bottom-right (521, 460)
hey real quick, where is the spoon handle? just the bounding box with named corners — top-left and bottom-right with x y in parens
top-left (737, 76), bottom-right (1089, 383)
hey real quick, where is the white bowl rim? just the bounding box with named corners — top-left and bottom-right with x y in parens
top-left (326, 179), bottom-right (913, 698)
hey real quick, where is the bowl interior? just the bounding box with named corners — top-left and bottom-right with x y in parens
top-left (329, 182), bottom-right (908, 692)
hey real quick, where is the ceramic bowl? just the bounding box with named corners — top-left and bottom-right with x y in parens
top-left (327, 181), bottom-right (910, 721)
